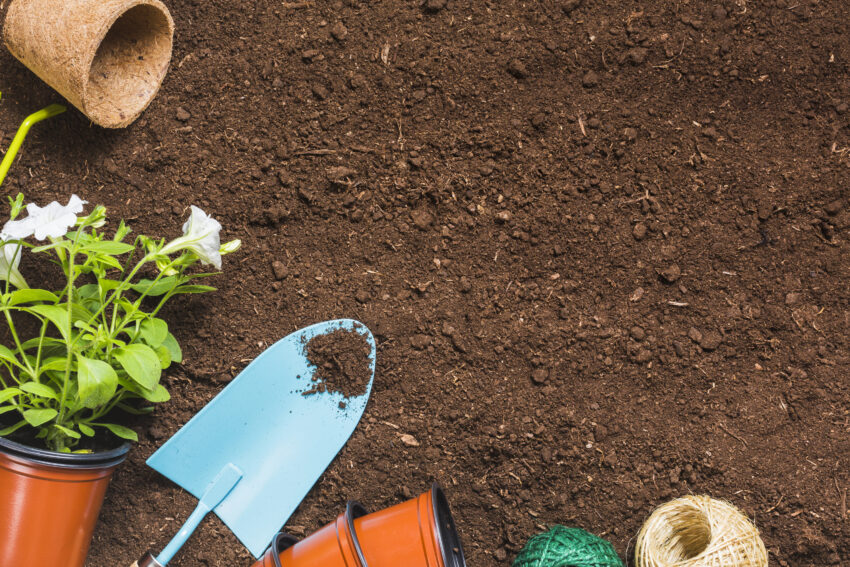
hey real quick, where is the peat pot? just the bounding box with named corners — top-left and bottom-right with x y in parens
top-left (0, 435), bottom-right (130, 567)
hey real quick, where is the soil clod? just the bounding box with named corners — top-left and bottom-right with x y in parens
top-left (305, 328), bottom-right (371, 398)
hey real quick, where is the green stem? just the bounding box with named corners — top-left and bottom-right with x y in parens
top-left (55, 229), bottom-right (83, 426)
top-left (2, 309), bottom-right (35, 378)
top-left (66, 252), bottom-right (155, 354)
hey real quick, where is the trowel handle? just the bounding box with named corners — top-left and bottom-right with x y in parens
top-left (154, 502), bottom-right (212, 566)
top-left (134, 463), bottom-right (243, 567)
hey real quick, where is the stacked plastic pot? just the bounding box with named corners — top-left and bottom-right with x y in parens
top-left (252, 484), bottom-right (466, 567)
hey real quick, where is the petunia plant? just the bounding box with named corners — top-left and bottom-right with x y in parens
top-left (0, 194), bottom-right (240, 452)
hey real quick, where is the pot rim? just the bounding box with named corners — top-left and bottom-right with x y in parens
top-left (0, 435), bottom-right (130, 469)
top-left (345, 501), bottom-right (369, 567)
top-left (431, 483), bottom-right (468, 567)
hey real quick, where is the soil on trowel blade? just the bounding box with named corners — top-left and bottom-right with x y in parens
top-left (304, 328), bottom-right (371, 399)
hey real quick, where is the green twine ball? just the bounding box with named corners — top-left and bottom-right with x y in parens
top-left (513, 526), bottom-right (624, 567)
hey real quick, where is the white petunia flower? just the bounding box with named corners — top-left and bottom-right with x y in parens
top-left (160, 206), bottom-right (223, 269)
top-left (0, 235), bottom-right (27, 289)
top-left (5, 194), bottom-right (87, 241)
top-left (1, 217), bottom-right (33, 240)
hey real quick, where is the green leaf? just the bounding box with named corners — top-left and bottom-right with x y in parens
top-left (20, 382), bottom-right (58, 400)
top-left (139, 318), bottom-right (168, 347)
top-left (114, 344), bottom-right (161, 390)
top-left (77, 356), bottom-right (118, 408)
top-left (53, 424), bottom-right (81, 439)
top-left (31, 240), bottom-right (70, 254)
top-left (82, 241), bottom-right (135, 255)
top-left (77, 283), bottom-right (100, 300)
top-left (130, 276), bottom-right (180, 297)
top-left (70, 303), bottom-right (94, 324)
top-left (155, 345), bottom-right (172, 369)
top-left (0, 420), bottom-right (26, 436)
top-left (99, 423), bottom-right (138, 442)
top-left (22, 408), bottom-right (58, 427)
top-left (116, 402), bottom-right (154, 415)
top-left (38, 356), bottom-right (69, 374)
top-left (78, 423), bottom-right (95, 437)
top-left (0, 405), bottom-right (19, 416)
top-left (0, 344), bottom-right (22, 366)
top-left (162, 333), bottom-right (182, 364)
top-left (28, 304), bottom-right (71, 340)
top-left (0, 388), bottom-right (22, 404)
top-left (138, 383), bottom-right (170, 403)
top-left (94, 255), bottom-right (123, 271)
top-left (8, 289), bottom-right (59, 305)
top-left (174, 284), bottom-right (217, 295)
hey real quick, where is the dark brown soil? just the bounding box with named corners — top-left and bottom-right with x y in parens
top-left (0, 0), bottom-right (847, 566)
top-left (304, 327), bottom-right (371, 398)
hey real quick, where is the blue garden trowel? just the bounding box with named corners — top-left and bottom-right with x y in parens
top-left (131, 319), bottom-right (376, 567)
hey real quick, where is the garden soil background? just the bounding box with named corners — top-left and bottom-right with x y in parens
top-left (0, 0), bottom-right (848, 565)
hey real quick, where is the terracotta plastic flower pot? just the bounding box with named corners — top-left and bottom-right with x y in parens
top-left (0, 435), bottom-right (130, 567)
top-left (352, 483), bottom-right (467, 567)
top-left (252, 502), bottom-right (367, 567)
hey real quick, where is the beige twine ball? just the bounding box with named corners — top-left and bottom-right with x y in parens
top-left (635, 495), bottom-right (768, 567)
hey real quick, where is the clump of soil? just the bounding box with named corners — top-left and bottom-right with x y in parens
top-left (304, 328), bottom-right (371, 398)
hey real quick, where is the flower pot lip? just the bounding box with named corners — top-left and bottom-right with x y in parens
top-left (0, 435), bottom-right (131, 469)
top-left (430, 483), bottom-right (468, 567)
top-left (345, 500), bottom-right (369, 567)
top-left (270, 532), bottom-right (299, 567)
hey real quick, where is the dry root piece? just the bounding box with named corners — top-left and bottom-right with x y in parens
top-left (635, 495), bottom-right (768, 567)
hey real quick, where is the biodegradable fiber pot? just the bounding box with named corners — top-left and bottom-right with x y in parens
top-left (0, 436), bottom-right (130, 567)
top-left (4, 0), bottom-right (174, 128)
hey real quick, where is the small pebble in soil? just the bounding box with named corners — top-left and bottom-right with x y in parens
top-left (330, 21), bottom-right (348, 41)
top-left (531, 112), bottom-right (548, 130)
top-left (271, 260), bottom-right (287, 280)
top-left (688, 327), bottom-right (703, 343)
top-left (311, 84), bottom-right (329, 101)
top-left (423, 0), bottom-right (446, 12)
top-left (411, 208), bottom-right (433, 230)
top-left (626, 47), bottom-right (648, 65)
top-left (657, 263), bottom-right (681, 283)
top-left (699, 330), bottom-right (722, 351)
top-left (632, 222), bottom-right (648, 240)
top-left (301, 49), bottom-right (323, 62)
top-left (582, 70), bottom-right (599, 88)
top-left (496, 210), bottom-right (512, 223)
top-left (531, 368), bottom-right (549, 384)
top-left (561, 0), bottom-right (583, 13)
top-left (400, 434), bottom-right (420, 447)
top-left (507, 58), bottom-right (528, 79)
top-left (824, 199), bottom-right (843, 215)
top-left (411, 334), bottom-right (431, 350)
top-left (176, 107), bottom-right (191, 121)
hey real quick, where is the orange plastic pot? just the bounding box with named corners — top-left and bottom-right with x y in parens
top-left (352, 484), bottom-right (467, 567)
top-left (252, 503), bottom-right (367, 567)
top-left (0, 436), bottom-right (129, 567)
